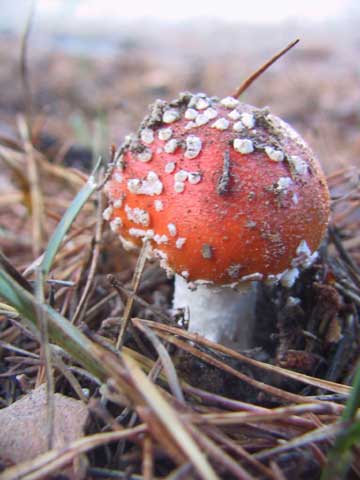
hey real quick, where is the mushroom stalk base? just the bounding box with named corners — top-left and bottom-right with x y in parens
top-left (173, 275), bottom-right (257, 349)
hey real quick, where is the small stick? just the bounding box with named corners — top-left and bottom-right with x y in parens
top-left (232, 39), bottom-right (300, 99)
top-left (115, 240), bottom-right (150, 349)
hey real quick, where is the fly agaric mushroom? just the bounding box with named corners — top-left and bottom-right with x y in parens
top-left (103, 92), bottom-right (330, 347)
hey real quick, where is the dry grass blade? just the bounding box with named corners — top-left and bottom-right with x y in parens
top-left (0, 142), bottom-right (85, 190)
top-left (122, 354), bottom-right (220, 480)
top-left (34, 267), bottom-right (55, 449)
top-left (110, 281), bottom-right (172, 323)
top-left (142, 435), bottom-right (154, 480)
top-left (150, 329), bottom-right (326, 405)
top-left (232, 39), bottom-right (300, 98)
top-left (185, 422), bottom-right (255, 480)
top-left (50, 347), bottom-right (88, 403)
top-left (0, 425), bottom-right (147, 480)
top-left (0, 267), bottom-right (217, 478)
top-left (18, 116), bottom-right (45, 256)
top-left (116, 240), bottom-right (150, 349)
top-left (19, 0), bottom-right (35, 137)
top-left (200, 402), bottom-right (339, 425)
top-left (254, 423), bottom-right (343, 460)
top-left (206, 427), bottom-right (276, 479)
top-left (136, 319), bottom-right (351, 396)
top-left (134, 320), bottom-right (185, 404)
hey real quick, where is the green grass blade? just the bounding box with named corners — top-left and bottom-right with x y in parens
top-left (0, 266), bottom-right (106, 380)
top-left (342, 363), bottom-right (360, 421)
top-left (40, 158), bottom-right (102, 275)
top-left (322, 363), bottom-right (360, 479)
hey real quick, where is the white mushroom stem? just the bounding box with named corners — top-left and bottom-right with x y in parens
top-left (173, 274), bottom-right (257, 349)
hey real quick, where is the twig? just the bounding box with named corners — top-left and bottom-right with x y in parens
top-left (115, 241), bottom-right (150, 349)
top-left (232, 39), bottom-right (300, 98)
top-left (110, 280), bottom-right (172, 323)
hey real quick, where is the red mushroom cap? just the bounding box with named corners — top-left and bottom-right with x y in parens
top-left (104, 92), bottom-right (330, 285)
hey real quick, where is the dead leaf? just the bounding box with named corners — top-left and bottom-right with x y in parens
top-left (0, 384), bottom-right (88, 477)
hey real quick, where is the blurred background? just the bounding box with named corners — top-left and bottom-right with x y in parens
top-left (0, 0), bottom-right (359, 173)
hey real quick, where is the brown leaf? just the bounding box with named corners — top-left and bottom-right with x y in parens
top-left (0, 384), bottom-right (88, 475)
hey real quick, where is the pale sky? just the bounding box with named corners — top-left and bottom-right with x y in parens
top-left (32, 0), bottom-right (353, 24)
top-left (1, 0), bottom-right (355, 36)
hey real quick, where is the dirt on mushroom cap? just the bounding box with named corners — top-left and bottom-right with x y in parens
top-left (104, 92), bottom-right (330, 284)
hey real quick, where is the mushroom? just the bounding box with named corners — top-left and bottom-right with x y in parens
top-left (103, 92), bottom-right (330, 348)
